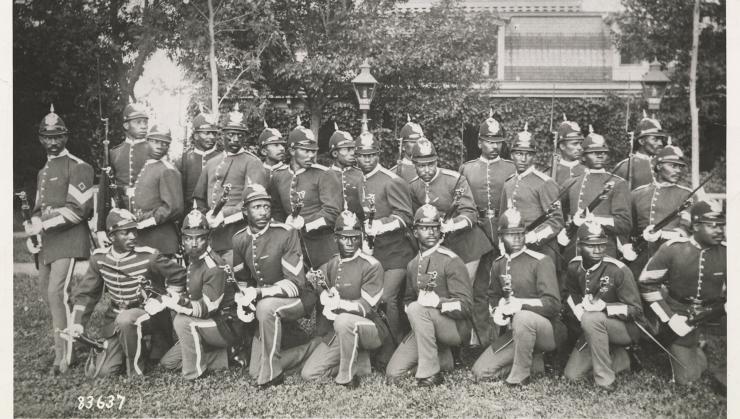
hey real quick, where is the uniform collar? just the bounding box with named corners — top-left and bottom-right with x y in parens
top-left (653, 180), bottom-right (675, 188)
top-left (503, 246), bottom-right (527, 260)
top-left (144, 158), bottom-right (160, 164)
top-left (479, 156), bottom-right (501, 164)
top-left (289, 166), bottom-right (307, 176)
top-left (401, 157), bottom-right (414, 165)
top-left (689, 237), bottom-right (707, 250)
top-left (340, 249), bottom-right (362, 262)
top-left (125, 136), bottom-right (147, 145)
top-left (420, 243), bottom-right (441, 258)
top-left (581, 260), bottom-right (602, 274)
top-left (47, 149), bottom-right (69, 161)
top-left (331, 164), bottom-right (353, 172)
top-left (517, 165), bottom-right (535, 179)
top-left (559, 159), bottom-right (579, 168)
top-left (264, 161), bottom-right (286, 171)
top-left (249, 222), bottom-right (271, 238)
top-left (193, 145), bottom-right (217, 156)
top-left (109, 247), bottom-right (132, 260)
top-left (366, 164), bottom-right (381, 178)
top-left (226, 148), bottom-right (245, 157)
top-left (585, 168), bottom-right (606, 174)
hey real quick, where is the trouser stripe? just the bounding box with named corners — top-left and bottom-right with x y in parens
top-left (63, 259), bottom-right (76, 365)
top-left (269, 299), bottom-right (301, 381)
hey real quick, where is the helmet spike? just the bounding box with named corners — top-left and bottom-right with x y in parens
top-left (233, 102), bottom-right (239, 111)
top-left (666, 136), bottom-right (673, 146)
top-left (334, 122), bottom-right (339, 131)
top-left (50, 103), bottom-right (55, 113)
top-left (198, 102), bottom-right (204, 114)
top-left (192, 199), bottom-right (197, 210)
top-left (523, 122), bottom-right (528, 132)
top-left (489, 108), bottom-right (493, 119)
top-left (263, 119), bottom-right (268, 128)
top-left (296, 115), bottom-right (302, 126)
top-left (407, 113), bottom-right (411, 122)
top-left (589, 124), bottom-right (594, 134)
top-left (642, 109), bottom-right (648, 119)
top-left (562, 113), bottom-right (567, 121)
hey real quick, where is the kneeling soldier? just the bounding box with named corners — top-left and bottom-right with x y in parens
top-left (472, 207), bottom-right (563, 386)
top-left (386, 204), bottom-right (473, 386)
top-left (301, 210), bottom-right (386, 388)
top-left (563, 217), bottom-right (644, 391)
top-left (67, 209), bottom-right (186, 377)
top-left (158, 206), bottom-right (245, 379)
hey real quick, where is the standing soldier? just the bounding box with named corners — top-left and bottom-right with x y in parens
top-left (615, 112), bottom-right (667, 190)
top-left (193, 108), bottom-right (267, 262)
top-left (327, 123), bottom-right (364, 216)
top-left (258, 121), bottom-right (288, 181)
top-left (180, 111), bottom-right (220, 207)
top-left (301, 210), bottom-right (386, 388)
top-left (270, 117), bottom-right (342, 269)
top-left (390, 116), bottom-right (424, 184)
top-left (408, 137), bottom-right (492, 282)
top-left (24, 105), bottom-right (95, 374)
top-left (557, 128), bottom-right (633, 261)
top-left (628, 143), bottom-right (693, 278)
top-left (472, 207), bottom-right (563, 386)
top-left (638, 200), bottom-right (725, 386)
top-left (158, 207), bottom-right (244, 380)
top-left (110, 102), bottom-right (150, 209)
top-left (67, 209), bottom-right (186, 377)
top-left (386, 204), bottom-right (473, 386)
top-left (130, 125), bottom-right (184, 256)
top-left (232, 184), bottom-right (317, 388)
top-left (355, 129), bottom-right (415, 355)
top-left (499, 124), bottom-right (564, 278)
top-left (553, 116), bottom-right (586, 187)
top-left (563, 218), bottom-right (644, 391)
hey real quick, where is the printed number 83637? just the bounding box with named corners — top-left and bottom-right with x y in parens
top-left (77, 395), bottom-right (126, 410)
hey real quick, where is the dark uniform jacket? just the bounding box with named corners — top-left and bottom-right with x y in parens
top-left (270, 163), bottom-right (342, 267)
top-left (109, 138), bottom-right (149, 207)
top-left (555, 159), bottom-right (586, 187)
top-left (319, 250), bottom-right (384, 318)
top-left (328, 164), bottom-right (365, 217)
top-left (176, 250), bottom-right (235, 319)
top-left (33, 150), bottom-right (94, 264)
top-left (362, 164), bottom-right (415, 270)
top-left (131, 159), bottom-right (184, 255)
top-left (179, 146), bottom-right (219, 208)
top-left (409, 168), bottom-right (492, 263)
top-left (264, 161), bottom-right (288, 185)
top-left (405, 244), bottom-right (473, 341)
top-left (565, 256), bottom-right (643, 342)
top-left (71, 246), bottom-right (187, 338)
top-left (614, 152), bottom-right (654, 190)
top-left (193, 149), bottom-right (267, 252)
top-left (390, 158), bottom-right (417, 184)
top-left (459, 156), bottom-right (516, 245)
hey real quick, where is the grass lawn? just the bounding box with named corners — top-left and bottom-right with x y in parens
top-left (13, 271), bottom-right (726, 418)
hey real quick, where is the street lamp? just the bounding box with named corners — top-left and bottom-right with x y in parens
top-left (351, 59), bottom-right (378, 132)
top-left (641, 60), bottom-right (670, 111)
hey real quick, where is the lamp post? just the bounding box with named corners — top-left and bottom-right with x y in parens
top-left (641, 60), bottom-right (670, 113)
top-left (351, 59), bottom-right (378, 133)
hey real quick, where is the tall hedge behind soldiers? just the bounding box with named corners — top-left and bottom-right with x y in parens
top-left (24, 105), bottom-right (95, 375)
top-left (110, 102), bottom-right (150, 209)
top-left (179, 112), bottom-right (219, 208)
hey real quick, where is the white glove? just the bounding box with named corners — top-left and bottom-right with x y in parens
top-left (525, 231), bottom-right (538, 244)
top-left (26, 237), bottom-right (41, 254)
top-left (557, 228), bottom-right (571, 246)
top-left (206, 210), bottom-right (225, 228)
top-left (642, 225), bottom-right (661, 243)
top-left (439, 220), bottom-right (455, 234)
top-left (144, 298), bottom-right (166, 315)
top-left (238, 309), bottom-right (256, 323)
top-left (660, 229), bottom-right (686, 241)
top-left (322, 292), bottom-right (341, 313)
top-left (621, 243), bottom-right (637, 262)
top-left (238, 287), bottom-right (258, 306)
top-left (668, 314), bottom-right (693, 337)
top-left (362, 239), bottom-right (374, 255)
top-left (417, 290), bottom-right (440, 308)
top-left (285, 214), bottom-right (305, 230)
top-left (572, 210), bottom-right (587, 227)
top-left (364, 219), bottom-right (384, 236)
top-left (582, 296), bottom-right (606, 312)
top-left (572, 303), bottom-right (585, 322)
top-left (160, 294), bottom-right (179, 309)
top-left (96, 231), bottom-right (111, 247)
top-left (500, 297), bottom-right (522, 317)
top-left (320, 288), bottom-right (338, 307)
top-left (492, 306), bottom-right (510, 326)
top-left (67, 323), bottom-right (84, 338)
top-left (24, 216), bottom-right (42, 235)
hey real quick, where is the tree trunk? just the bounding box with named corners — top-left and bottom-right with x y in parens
top-left (208, 0), bottom-right (218, 114)
top-left (690, 0), bottom-right (700, 188)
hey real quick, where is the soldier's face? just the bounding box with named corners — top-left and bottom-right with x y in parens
top-left (693, 222), bottom-right (725, 246)
top-left (501, 231), bottom-right (525, 254)
top-left (356, 152), bottom-right (379, 174)
top-left (510, 150), bottom-right (535, 173)
top-left (414, 225), bottom-right (441, 250)
top-left (291, 147), bottom-right (316, 168)
top-left (124, 118), bottom-right (148, 139)
top-left (245, 200), bottom-right (271, 231)
top-left (183, 234), bottom-right (209, 257)
top-left (110, 228), bottom-right (137, 253)
top-left (147, 139), bottom-right (170, 160)
top-left (333, 147), bottom-right (356, 167)
top-left (559, 140), bottom-right (583, 161)
top-left (335, 234), bottom-right (361, 258)
top-left (262, 143), bottom-right (286, 163)
top-left (579, 242), bottom-right (606, 265)
top-left (223, 130), bottom-right (242, 153)
top-left (415, 160), bottom-right (438, 182)
top-left (402, 140), bottom-right (416, 157)
top-left (656, 162), bottom-right (685, 184)
top-left (194, 131), bottom-right (217, 150)
top-left (478, 138), bottom-right (502, 159)
top-left (640, 135), bottom-right (664, 156)
top-left (39, 134), bottom-right (68, 156)
top-left (582, 151), bottom-right (608, 169)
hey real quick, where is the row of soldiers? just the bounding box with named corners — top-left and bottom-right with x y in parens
top-left (23, 101), bottom-right (725, 393)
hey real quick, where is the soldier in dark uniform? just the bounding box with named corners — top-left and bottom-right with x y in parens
top-left (628, 143), bottom-right (693, 278)
top-left (390, 116), bottom-right (424, 184)
top-left (109, 102), bottom-right (150, 209)
top-left (158, 207), bottom-right (244, 379)
top-left (639, 200), bottom-right (726, 386)
top-left (67, 209), bottom-right (186, 377)
top-left (231, 184), bottom-right (317, 388)
top-left (301, 211), bottom-right (386, 388)
top-left (180, 112), bottom-right (219, 207)
top-left (24, 105), bottom-right (95, 374)
top-left (130, 124), bottom-right (184, 256)
top-left (615, 112), bottom-right (667, 190)
top-left (386, 205), bottom-right (473, 386)
top-left (563, 218), bottom-right (644, 391)
top-left (327, 123), bottom-right (364, 216)
top-left (193, 108), bottom-right (267, 262)
top-left (355, 129), bottom-right (415, 352)
top-left (270, 118), bottom-right (342, 268)
top-left (554, 116), bottom-right (586, 187)
top-left (472, 207), bottom-right (563, 386)
top-left (258, 121), bottom-right (288, 180)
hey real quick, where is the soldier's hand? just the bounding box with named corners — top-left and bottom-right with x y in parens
top-left (439, 220), bottom-right (455, 234)
top-left (582, 296), bottom-right (606, 312)
top-left (322, 292), bottom-right (341, 312)
top-left (96, 231), bottom-right (111, 247)
top-left (417, 290), bottom-right (440, 308)
top-left (620, 243), bottom-right (637, 261)
top-left (492, 306), bottom-right (510, 326)
top-left (206, 210), bottom-right (225, 228)
top-left (660, 229), bottom-right (685, 241)
top-left (319, 288), bottom-right (337, 306)
top-left (500, 297), bottom-right (522, 317)
top-left (557, 228), bottom-right (571, 246)
top-left (286, 215), bottom-right (305, 230)
top-left (239, 287), bottom-right (258, 305)
top-left (24, 216), bottom-right (42, 236)
top-left (642, 225), bottom-right (661, 242)
top-left (364, 219), bottom-right (384, 236)
top-left (524, 231), bottom-right (538, 244)
top-left (144, 298), bottom-right (165, 315)
top-left (67, 323), bottom-right (84, 338)
top-left (668, 314), bottom-right (693, 337)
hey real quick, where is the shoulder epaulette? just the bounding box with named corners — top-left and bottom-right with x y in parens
top-left (568, 255), bottom-right (582, 265)
top-left (358, 252), bottom-right (381, 266)
top-left (603, 256), bottom-right (626, 268)
top-left (110, 141), bottom-right (127, 151)
top-left (233, 226), bottom-right (249, 239)
top-left (502, 158), bottom-right (515, 164)
top-left (204, 254), bottom-right (216, 269)
top-left (410, 175), bottom-right (420, 183)
top-left (633, 183), bottom-right (651, 193)
top-left (675, 184), bottom-right (693, 193)
top-left (93, 247), bottom-right (110, 255)
top-left (378, 166), bottom-right (400, 179)
top-left (134, 246), bottom-right (157, 254)
top-left (244, 150), bottom-right (260, 160)
top-left (665, 237), bottom-right (690, 246)
top-left (524, 248), bottom-right (545, 260)
top-left (531, 169), bottom-right (550, 181)
top-left (161, 160), bottom-right (176, 171)
top-left (270, 222), bottom-right (292, 231)
top-left (437, 247), bottom-right (459, 259)
top-left (440, 168), bottom-right (461, 178)
top-left (495, 254), bottom-right (505, 262)
top-left (505, 173), bottom-right (517, 182)
top-left (66, 152), bottom-right (86, 165)
top-left (311, 163), bottom-right (329, 171)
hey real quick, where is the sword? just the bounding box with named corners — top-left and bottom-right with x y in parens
top-left (634, 321), bottom-right (687, 370)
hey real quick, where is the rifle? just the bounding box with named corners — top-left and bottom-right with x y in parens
top-left (96, 118), bottom-right (123, 232)
top-left (363, 192), bottom-right (376, 250)
top-left (211, 183), bottom-right (233, 217)
top-left (686, 297), bottom-right (726, 327)
top-left (626, 131), bottom-right (635, 191)
top-left (15, 191), bottom-right (40, 268)
top-left (441, 185), bottom-right (465, 241)
top-left (631, 173), bottom-right (715, 253)
top-left (57, 328), bottom-right (108, 353)
top-left (222, 262), bottom-right (256, 323)
top-left (549, 87), bottom-right (557, 179)
top-left (291, 190), bottom-right (314, 269)
top-left (524, 178), bottom-right (577, 233)
top-left (562, 164), bottom-right (626, 240)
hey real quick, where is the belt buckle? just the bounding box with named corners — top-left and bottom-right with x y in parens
top-left (485, 209), bottom-right (496, 219)
top-left (125, 188), bottom-right (135, 197)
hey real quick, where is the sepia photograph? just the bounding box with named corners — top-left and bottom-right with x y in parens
top-left (11, 0), bottom-right (728, 416)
